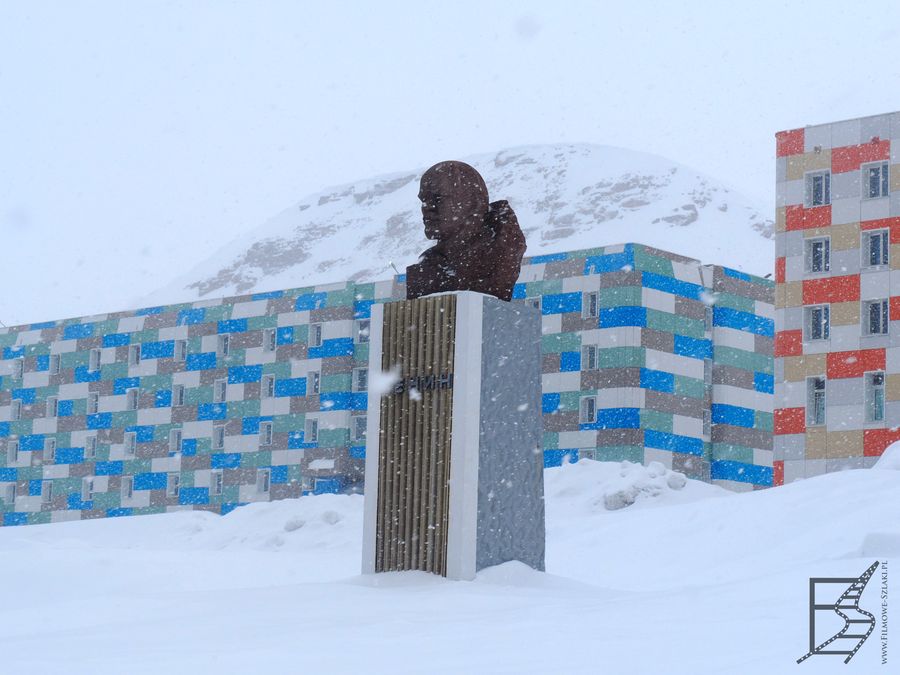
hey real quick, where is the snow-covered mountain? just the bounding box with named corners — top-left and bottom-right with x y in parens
top-left (144, 144), bottom-right (773, 306)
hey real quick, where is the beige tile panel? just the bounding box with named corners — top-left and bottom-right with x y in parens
top-left (830, 301), bottom-right (860, 326)
top-left (886, 374), bottom-right (900, 401)
top-left (783, 353), bottom-right (827, 382)
top-left (776, 207), bottom-right (786, 233)
top-left (891, 244), bottom-right (900, 269)
top-left (775, 281), bottom-right (803, 309)
top-left (826, 430), bottom-right (863, 459)
top-left (805, 427), bottom-right (826, 459)
top-left (786, 150), bottom-right (832, 181)
top-left (826, 222), bottom-right (860, 250)
top-left (892, 164), bottom-right (900, 192)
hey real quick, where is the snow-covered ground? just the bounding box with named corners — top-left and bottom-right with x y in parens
top-left (2, 459), bottom-right (897, 674)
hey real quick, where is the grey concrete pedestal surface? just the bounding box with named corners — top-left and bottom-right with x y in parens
top-left (362, 291), bottom-right (544, 580)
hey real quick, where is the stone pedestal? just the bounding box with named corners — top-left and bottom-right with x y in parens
top-left (361, 291), bottom-right (544, 580)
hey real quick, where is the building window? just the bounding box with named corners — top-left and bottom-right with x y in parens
top-left (580, 396), bottom-right (597, 424)
top-left (43, 437), bottom-right (56, 463)
top-left (129, 344), bottom-right (141, 366)
top-left (121, 476), bottom-right (134, 500)
top-left (166, 473), bottom-right (180, 498)
top-left (81, 477), bottom-right (94, 502)
top-left (210, 470), bottom-right (223, 496)
top-left (805, 170), bottom-right (831, 207)
top-left (217, 334), bottom-right (230, 357)
top-left (309, 323), bottom-right (323, 348)
top-left (807, 377), bottom-right (826, 426)
top-left (308, 370), bottom-right (321, 395)
top-left (88, 392), bottom-right (100, 414)
top-left (2, 483), bottom-right (14, 504)
top-left (583, 292), bottom-right (599, 319)
top-left (6, 440), bottom-right (19, 464)
top-left (352, 368), bottom-right (368, 393)
top-left (256, 469), bottom-right (271, 495)
top-left (305, 418), bottom-right (319, 444)
top-left (804, 305), bottom-right (830, 341)
top-left (862, 161), bottom-right (889, 199)
top-left (265, 328), bottom-right (277, 352)
top-left (260, 421), bottom-right (273, 446)
top-left (214, 378), bottom-right (227, 403)
top-left (262, 374), bottom-right (275, 398)
top-left (50, 354), bottom-right (61, 375)
top-left (175, 339), bottom-right (187, 362)
top-left (805, 237), bottom-right (830, 274)
top-left (529, 298), bottom-right (541, 311)
top-left (85, 436), bottom-right (98, 460)
top-left (126, 388), bottom-right (139, 411)
top-left (866, 371), bottom-right (885, 423)
top-left (40, 480), bottom-right (52, 504)
top-left (89, 348), bottom-right (101, 372)
top-left (13, 359), bottom-right (23, 379)
top-left (865, 299), bottom-right (889, 335)
top-left (353, 415), bottom-right (367, 442)
top-left (301, 475), bottom-right (315, 492)
top-left (124, 431), bottom-right (137, 457)
top-left (356, 319), bottom-right (370, 344)
top-left (46, 396), bottom-right (58, 418)
top-left (581, 345), bottom-right (598, 370)
top-left (863, 230), bottom-right (889, 267)
top-left (213, 425), bottom-right (225, 450)
top-left (173, 384), bottom-right (185, 407)
top-left (11, 400), bottom-right (21, 421)
top-left (169, 428), bottom-right (183, 454)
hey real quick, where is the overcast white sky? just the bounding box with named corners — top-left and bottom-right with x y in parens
top-left (2, 1), bottom-right (899, 325)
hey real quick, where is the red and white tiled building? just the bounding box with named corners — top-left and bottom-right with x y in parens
top-left (775, 111), bottom-right (900, 484)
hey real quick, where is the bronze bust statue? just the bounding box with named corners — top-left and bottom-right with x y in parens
top-left (406, 161), bottom-right (526, 302)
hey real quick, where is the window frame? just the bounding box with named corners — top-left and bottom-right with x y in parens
top-left (6, 439), bottom-right (19, 464)
top-left (305, 418), bottom-right (319, 444)
top-left (1, 483), bottom-right (15, 505)
top-left (85, 435), bottom-right (98, 460)
top-left (579, 396), bottom-right (597, 424)
top-left (262, 374), bottom-right (275, 399)
top-left (210, 470), bottom-right (224, 496)
top-left (309, 323), bottom-right (323, 348)
top-left (581, 344), bottom-right (598, 371)
top-left (804, 169), bottom-right (832, 207)
top-left (88, 391), bottom-right (100, 415)
top-left (13, 358), bottom-right (23, 379)
top-left (169, 428), bottom-right (183, 454)
top-left (81, 477), bottom-right (94, 502)
top-left (166, 473), bottom-right (180, 498)
top-left (40, 480), bottom-right (52, 504)
top-left (46, 395), bottom-right (58, 418)
top-left (214, 378), bottom-right (227, 403)
top-left (355, 319), bottom-right (371, 344)
top-left (50, 353), bottom-right (62, 375)
top-left (174, 339), bottom-right (188, 362)
top-left (256, 468), bottom-right (271, 495)
top-left (865, 370), bottom-right (885, 423)
top-left (861, 161), bottom-right (890, 200)
top-left (308, 370), bottom-right (321, 395)
top-left (264, 328), bottom-right (277, 352)
top-left (89, 348), bottom-right (101, 372)
top-left (804, 304), bottom-right (831, 341)
top-left (806, 376), bottom-right (827, 427)
top-left (173, 384), bottom-right (185, 407)
top-left (11, 399), bottom-right (22, 421)
top-left (353, 415), bottom-right (367, 442)
top-left (126, 388), bottom-right (139, 411)
top-left (124, 431), bottom-right (137, 457)
top-left (862, 229), bottom-right (890, 269)
top-left (128, 344), bottom-right (141, 367)
top-left (121, 475), bottom-right (134, 500)
top-left (864, 298), bottom-right (889, 336)
top-left (804, 236), bottom-right (831, 274)
top-left (583, 291), bottom-right (599, 319)
top-left (352, 367), bottom-right (368, 393)
top-left (213, 424), bottom-right (225, 450)
top-left (260, 421), bottom-right (273, 446)
top-left (43, 437), bottom-right (56, 463)
top-left (217, 334), bottom-right (230, 357)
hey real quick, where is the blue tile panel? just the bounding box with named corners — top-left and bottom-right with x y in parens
top-left (0, 242), bottom-right (774, 528)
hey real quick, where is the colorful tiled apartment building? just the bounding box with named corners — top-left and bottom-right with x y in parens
top-left (0, 242), bottom-right (774, 527)
top-left (775, 111), bottom-right (900, 485)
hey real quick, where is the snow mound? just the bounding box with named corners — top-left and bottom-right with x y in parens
top-left (544, 458), bottom-right (726, 514)
top-left (874, 440), bottom-right (900, 470)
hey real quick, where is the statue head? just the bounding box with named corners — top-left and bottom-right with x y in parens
top-left (418, 161), bottom-right (490, 242)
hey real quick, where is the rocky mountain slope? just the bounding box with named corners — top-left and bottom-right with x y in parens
top-left (144, 143), bottom-right (773, 305)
